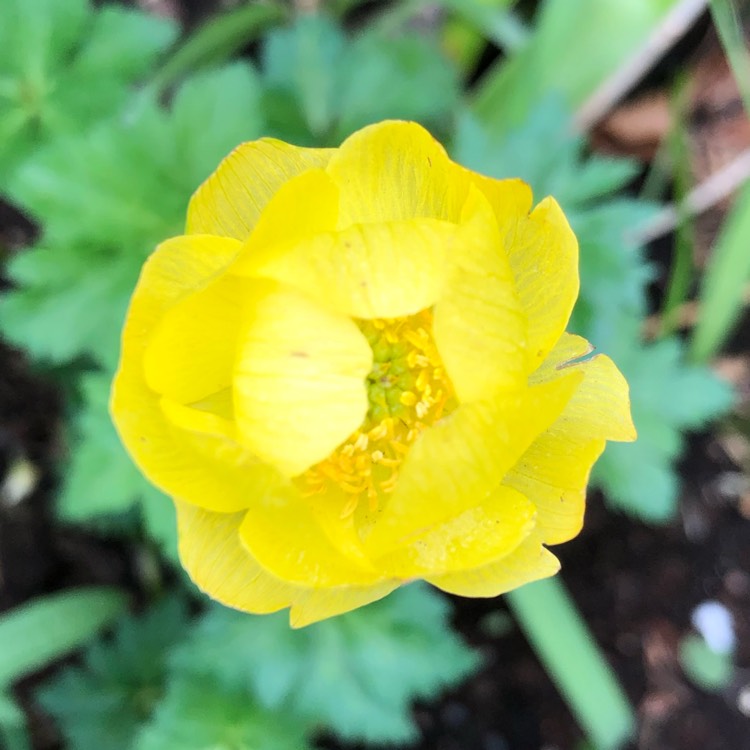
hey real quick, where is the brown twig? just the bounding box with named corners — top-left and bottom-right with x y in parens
top-left (634, 146), bottom-right (750, 244)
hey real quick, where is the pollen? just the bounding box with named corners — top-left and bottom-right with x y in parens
top-left (300, 309), bottom-right (455, 514)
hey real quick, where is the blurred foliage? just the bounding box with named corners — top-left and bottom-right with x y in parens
top-left (0, 0), bottom-right (176, 181)
top-left (37, 587), bottom-right (478, 748)
top-left (0, 1), bottom-right (740, 749)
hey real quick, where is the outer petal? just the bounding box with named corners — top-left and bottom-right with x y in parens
top-left (363, 371), bottom-right (582, 555)
top-left (433, 186), bottom-right (527, 402)
top-left (504, 433), bottom-right (605, 545)
top-left (426, 531), bottom-right (560, 597)
top-left (175, 500), bottom-right (398, 628)
top-left (231, 168), bottom-right (340, 273)
top-left (241, 218), bottom-right (457, 320)
top-left (186, 139), bottom-right (334, 240)
top-left (376, 485), bottom-right (536, 578)
top-left (233, 280), bottom-right (372, 476)
top-left (464, 170), bottom-right (533, 223)
top-left (143, 273), bottom-right (247, 404)
top-left (326, 120), bottom-right (470, 226)
top-left (531, 333), bottom-right (636, 441)
top-left (238, 487), bottom-right (382, 587)
top-left (112, 235), bottom-right (281, 513)
top-left (506, 332), bottom-right (635, 545)
top-left (507, 198), bottom-right (579, 370)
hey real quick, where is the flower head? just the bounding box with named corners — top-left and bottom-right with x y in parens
top-left (112, 121), bottom-right (635, 627)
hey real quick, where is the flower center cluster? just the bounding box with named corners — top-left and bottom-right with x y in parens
top-left (301, 310), bottom-right (455, 516)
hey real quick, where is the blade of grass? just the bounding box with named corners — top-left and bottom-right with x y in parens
top-left (507, 577), bottom-right (635, 750)
top-left (0, 693), bottom-right (31, 750)
top-left (690, 179), bottom-right (750, 362)
top-left (471, 0), bottom-right (686, 134)
top-left (148, 2), bottom-right (287, 96)
top-left (660, 75), bottom-right (696, 336)
top-left (0, 587), bottom-right (128, 686)
top-left (689, 0), bottom-right (750, 361)
top-left (710, 0), bottom-right (750, 114)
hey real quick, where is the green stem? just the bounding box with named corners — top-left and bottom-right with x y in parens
top-left (506, 577), bottom-right (635, 750)
top-left (149, 2), bottom-right (288, 97)
top-left (710, 0), bottom-right (750, 117)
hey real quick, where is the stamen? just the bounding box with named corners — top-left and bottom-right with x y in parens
top-left (300, 309), bottom-right (455, 513)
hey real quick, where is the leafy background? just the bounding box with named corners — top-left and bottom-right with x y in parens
top-left (0, 0), bottom-right (746, 749)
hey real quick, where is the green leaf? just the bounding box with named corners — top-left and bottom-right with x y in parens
top-left (135, 676), bottom-right (311, 750)
top-left (2, 62), bottom-right (265, 369)
top-left (0, 588), bottom-right (127, 686)
top-left (592, 339), bottom-right (733, 520)
top-left (172, 585), bottom-right (480, 744)
top-left (58, 371), bottom-right (178, 558)
top-left (0, 0), bottom-right (176, 179)
top-left (264, 13), bottom-right (346, 137)
top-left (262, 13), bottom-right (459, 144)
top-left (37, 597), bottom-right (190, 750)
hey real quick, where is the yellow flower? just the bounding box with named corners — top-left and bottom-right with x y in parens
top-left (111, 120), bottom-right (635, 627)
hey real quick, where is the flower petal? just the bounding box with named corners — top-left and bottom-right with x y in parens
top-left (326, 120), bottom-right (470, 226)
top-left (176, 499), bottom-right (399, 628)
top-left (143, 273), bottom-right (247, 404)
top-left (377, 485), bottom-right (536, 578)
top-left (507, 197), bottom-right (579, 370)
top-left (531, 333), bottom-right (637, 442)
top-left (426, 531), bottom-right (560, 597)
top-left (112, 236), bottom-right (281, 513)
top-left (175, 499), bottom-right (294, 613)
top-left (504, 432), bottom-right (605, 545)
top-left (187, 139), bottom-right (334, 240)
top-left (233, 281), bottom-right (372, 476)
top-left (433, 186), bottom-right (527, 402)
top-left (288, 583), bottom-right (399, 629)
top-left (231, 168), bottom-right (340, 273)
top-left (364, 372), bottom-right (581, 554)
top-left (243, 218), bottom-right (457, 320)
top-left (465, 170), bottom-right (533, 222)
top-left (238, 487), bottom-right (383, 587)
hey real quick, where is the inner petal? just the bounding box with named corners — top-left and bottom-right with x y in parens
top-left (233, 280), bottom-right (372, 477)
top-left (298, 309), bottom-right (456, 516)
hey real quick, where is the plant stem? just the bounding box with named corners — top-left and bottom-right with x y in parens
top-left (506, 577), bottom-right (635, 750)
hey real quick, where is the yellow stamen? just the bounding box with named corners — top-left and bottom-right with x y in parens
top-left (299, 309), bottom-right (455, 512)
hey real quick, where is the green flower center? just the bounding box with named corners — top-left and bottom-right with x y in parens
top-left (301, 310), bottom-right (456, 514)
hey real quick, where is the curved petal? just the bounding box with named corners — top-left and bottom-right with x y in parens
top-left (143, 273), bottom-right (247, 404)
top-left (426, 531), bottom-right (559, 597)
top-left (176, 499), bottom-right (295, 613)
top-left (531, 333), bottom-right (636, 442)
top-left (242, 218), bottom-right (457, 320)
top-left (233, 280), bottom-right (372, 476)
top-left (464, 170), bottom-right (533, 223)
top-left (288, 583), bottom-right (399, 629)
top-left (363, 371), bottom-right (581, 555)
top-left (507, 197), bottom-right (579, 370)
top-left (231, 168), bottom-right (340, 274)
top-left (433, 186), bottom-right (527, 402)
top-left (187, 139), bottom-right (334, 240)
top-left (111, 236), bottom-right (281, 513)
top-left (176, 500), bottom-right (399, 628)
top-left (377, 485), bottom-right (536, 578)
top-left (326, 120), bottom-right (470, 226)
top-left (504, 432), bottom-right (605, 545)
top-left (239, 487), bottom-right (383, 587)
